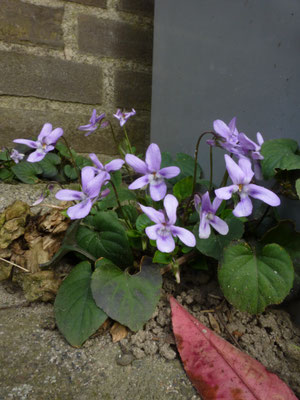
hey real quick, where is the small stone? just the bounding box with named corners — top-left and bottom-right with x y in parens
top-left (159, 344), bottom-right (176, 360)
top-left (151, 327), bottom-right (163, 335)
top-left (156, 312), bottom-right (168, 327)
top-left (143, 340), bottom-right (158, 355)
top-left (130, 330), bottom-right (146, 346)
top-left (116, 353), bottom-right (135, 366)
top-left (185, 295), bottom-right (194, 305)
top-left (132, 347), bottom-right (145, 359)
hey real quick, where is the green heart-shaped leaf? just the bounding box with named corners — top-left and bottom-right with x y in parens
top-left (0, 168), bottom-right (14, 181)
top-left (38, 153), bottom-right (61, 178)
top-left (117, 204), bottom-right (138, 225)
top-left (219, 242), bottom-right (294, 314)
top-left (194, 214), bottom-right (244, 260)
top-left (91, 257), bottom-right (162, 331)
top-left (11, 161), bottom-right (43, 184)
top-left (153, 250), bottom-right (173, 265)
top-left (173, 176), bottom-right (193, 201)
top-left (260, 220), bottom-right (300, 261)
top-left (260, 220), bottom-right (300, 300)
top-left (54, 261), bottom-right (107, 347)
top-left (64, 164), bottom-right (77, 180)
top-left (76, 211), bottom-right (133, 267)
top-left (261, 138), bottom-right (300, 179)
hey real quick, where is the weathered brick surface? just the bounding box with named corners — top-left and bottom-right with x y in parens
top-left (115, 70), bottom-right (152, 108)
top-left (0, 52), bottom-right (102, 104)
top-left (63, 0), bottom-right (107, 7)
top-left (0, 0), bottom-right (64, 49)
top-left (117, 0), bottom-right (154, 16)
top-left (78, 15), bottom-right (153, 63)
top-left (0, 108), bottom-right (148, 155)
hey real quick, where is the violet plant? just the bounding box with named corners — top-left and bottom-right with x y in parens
top-left (2, 110), bottom-right (300, 347)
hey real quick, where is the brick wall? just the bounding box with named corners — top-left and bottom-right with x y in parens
top-left (0, 0), bottom-right (154, 159)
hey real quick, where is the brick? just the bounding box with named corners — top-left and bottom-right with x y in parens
top-left (78, 15), bottom-right (153, 64)
top-left (117, 0), bottom-right (154, 16)
top-left (0, 51), bottom-right (102, 104)
top-left (0, 108), bottom-right (148, 155)
top-left (0, 0), bottom-right (63, 49)
top-left (115, 70), bottom-right (152, 108)
top-left (63, 0), bottom-right (106, 7)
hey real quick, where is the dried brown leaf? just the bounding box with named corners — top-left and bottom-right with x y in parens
top-left (208, 313), bottom-right (221, 334)
top-left (110, 322), bottom-right (128, 343)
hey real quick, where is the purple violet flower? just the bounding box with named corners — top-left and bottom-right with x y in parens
top-left (211, 117), bottom-right (239, 152)
top-left (13, 123), bottom-right (63, 163)
top-left (113, 108), bottom-right (136, 127)
top-left (215, 155), bottom-right (280, 217)
top-left (194, 192), bottom-right (229, 239)
top-left (55, 167), bottom-right (109, 220)
top-left (125, 143), bottom-right (180, 201)
top-left (139, 194), bottom-right (196, 253)
top-left (78, 109), bottom-right (108, 136)
top-left (10, 149), bottom-right (24, 164)
top-left (89, 153), bottom-right (124, 180)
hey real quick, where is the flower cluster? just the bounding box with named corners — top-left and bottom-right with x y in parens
top-left (194, 118), bottom-right (280, 237)
top-left (9, 110), bottom-right (281, 253)
top-left (210, 117), bottom-right (264, 179)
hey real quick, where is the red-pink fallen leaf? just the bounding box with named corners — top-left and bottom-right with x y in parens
top-left (170, 296), bottom-right (297, 400)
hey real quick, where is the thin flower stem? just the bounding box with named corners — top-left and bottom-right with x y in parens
top-left (0, 257), bottom-right (29, 272)
top-left (109, 180), bottom-right (132, 229)
top-left (108, 120), bottom-right (119, 148)
top-left (253, 204), bottom-right (271, 231)
top-left (108, 120), bottom-right (132, 175)
top-left (123, 126), bottom-right (133, 154)
top-left (192, 131), bottom-right (216, 195)
top-left (183, 131), bottom-right (216, 225)
top-left (61, 136), bottom-right (81, 183)
top-left (209, 145), bottom-right (213, 191)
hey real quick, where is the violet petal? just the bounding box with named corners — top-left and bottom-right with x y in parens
top-left (146, 143), bottom-right (161, 172)
top-left (247, 184), bottom-right (280, 206)
top-left (67, 199), bottom-right (92, 220)
top-left (139, 204), bottom-right (165, 224)
top-left (27, 150), bottom-right (46, 162)
top-left (105, 159), bottom-right (125, 172)
top-left (128, 175), bottom-right (149, 190)
top-left (210, 216), bottom-right (229, 235)
top-left (224, 155), bottom-right (245, 184)
top-left (215, 184), bottom-right (239, 200)
top-left (145, 224), bottom-right (159, 240)
top-left (171, 226), bottom-right (196, 247)
top-left (159, 166), bottom-right (180, 179)
top-left (56, 189), bottom-right (83, 201)
top-left (13, 139), bottom-right (38, 149)
top-left (149, 181), bottom-right (167, 201)
top-left (125, 154), bottom-right (148, 174)
top-left (233, 196), bottom-right (253, 217)
top-left (156, 234), bottom-right (175, 253)
top-left (163, 194), bottom-right (178, 225)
